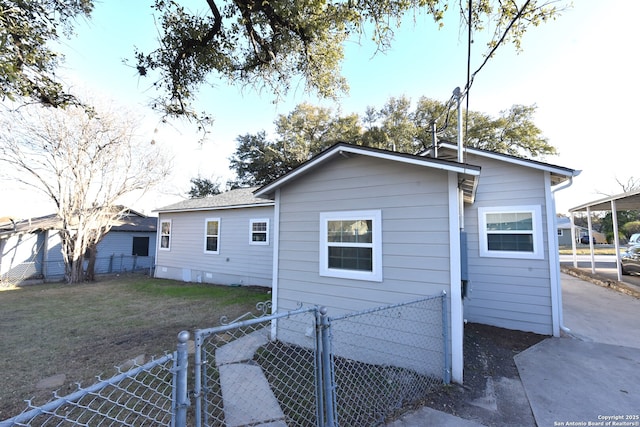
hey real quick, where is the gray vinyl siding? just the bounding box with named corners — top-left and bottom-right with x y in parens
top-left (0, 228), bottom-right (151, 282)
top-left (154, 206), bottom-right (273, 287)
top-left (94, 231), bottom-right (157, 273)
top-left (276, 155), bottom-right (452, 315)
top-left (462, 154), bottom-right (553, 335)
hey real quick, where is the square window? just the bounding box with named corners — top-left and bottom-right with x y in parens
top-left (132, 236), bottom-right (149, 256)
top-left (250, 219), bottom-right (269, 245)
top-left (320, 210), bottom-right (382, 281)
top-left (478, 206), bottom-right (543, 259)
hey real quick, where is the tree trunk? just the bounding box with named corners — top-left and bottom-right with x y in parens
top-left (65, 257), bottom-right (84, 284)
top-left (85, 244), bottom-right (97, 281)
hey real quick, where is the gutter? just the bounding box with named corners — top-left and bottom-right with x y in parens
top-left (551, 176), bottom-right (576, 335)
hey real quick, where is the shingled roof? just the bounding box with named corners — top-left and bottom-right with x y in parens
top-left (154, 187), bottom-right (274, 213)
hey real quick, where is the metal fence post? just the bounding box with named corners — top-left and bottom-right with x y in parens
top-left (442, 291), bottom-right (451, 384)
top-left (319, 307), bottom-right (336, 427)
top-left (174, 331), bottom-right (190, 427)
top-left (314, 309), bottom-right (325, 427)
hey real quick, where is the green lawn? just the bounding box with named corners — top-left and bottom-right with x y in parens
top-left (0, 275), bottom-right (271, 420)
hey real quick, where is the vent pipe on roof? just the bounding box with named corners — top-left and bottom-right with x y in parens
top-left (431, 120), bottom-right (438, 158)
top-left (453, 87), bottom-right (464, 163)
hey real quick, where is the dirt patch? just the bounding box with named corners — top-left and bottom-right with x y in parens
top-left (420, 323), bottom-right (546, 427)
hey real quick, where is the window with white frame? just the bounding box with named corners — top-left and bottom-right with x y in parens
top-left (319, 210), bottom-right (382, 281)
top-left (478, 206), bottom-right (543, 259)
top-left (250, 219), bottom-right (269, 245)
top-left (204, 218), bottom-right (220, 254)
top-left (159, 220), bottom-right (171, 250)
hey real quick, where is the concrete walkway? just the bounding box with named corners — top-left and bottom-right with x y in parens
top-left (514, 273), bottom-right (640, 427)
top-left (215, 328), bottom-right (287, 427)
top-left (387, 273), bottom-right (640, 427)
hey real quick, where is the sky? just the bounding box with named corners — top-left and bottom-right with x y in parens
top-left (1, 0), bottom-right (638, 218)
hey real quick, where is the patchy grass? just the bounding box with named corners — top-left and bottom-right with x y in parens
top-left (0, 274), bottom-right (271, 420)
top-left (558, 245), bottom-right (623, 255)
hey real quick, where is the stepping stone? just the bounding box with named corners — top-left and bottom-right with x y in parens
top-left (36, 374), bottom-right (66, 390)
top-left (118, 354), bottom-right (146, 371)
top-left (215, 328), bottom-right (269, 366)
top-left (218, 363), bottom-right (285, 427)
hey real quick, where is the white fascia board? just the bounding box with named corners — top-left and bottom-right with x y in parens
top-left (437, 142), bottom-right (578, 177)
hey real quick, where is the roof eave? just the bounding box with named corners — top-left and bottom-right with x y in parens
top-left (435, 142), bottom-right (579, 181)
top-left (154, 202), bottom-right (275, 214)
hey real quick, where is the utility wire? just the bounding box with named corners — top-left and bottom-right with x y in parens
top-left (428, 0), bottom-right (534, 136)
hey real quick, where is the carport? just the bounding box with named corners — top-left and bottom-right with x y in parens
top-left (568, 189), bottom-right (640, 280)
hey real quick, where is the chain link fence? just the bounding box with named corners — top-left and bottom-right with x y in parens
top-left (0, 255), bottom-right (154, 285)
top-left (2, 293), bottom-right (448, 427)
top-left (328, 294), bottom-right (449, 426)
top-left (0, 353), bottom-right (179, 427)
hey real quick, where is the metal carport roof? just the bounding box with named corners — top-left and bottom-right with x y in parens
top-left (567, 189), bottom-right (640, 280)
top-left (569, 189), bottom-right (640, 212)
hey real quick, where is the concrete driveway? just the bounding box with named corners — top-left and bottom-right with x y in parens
top-left (514, 273), bottom-right (640, 427)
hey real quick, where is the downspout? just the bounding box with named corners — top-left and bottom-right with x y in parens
top-left (270, 188), bottom-right (281, 340)
top-left (551, 176), bottom-right (575, 335)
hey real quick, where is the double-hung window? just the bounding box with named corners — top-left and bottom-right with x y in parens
top-left (159, 220), bottom-right (171, 250)
top-left (319, 210), bottom-right (382, 281)
top-left (478, 206), bottom-right (543, 259)
top-left (250, 219), bottom-right (269, 245)
top-left (204, 218), bottom-right (220, 254)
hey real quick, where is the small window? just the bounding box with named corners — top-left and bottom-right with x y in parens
top-left (132, 236), bottom-right (150, 256)
top-left (204, 218), bottom-right (220, 254)
top-left (159, 220), bottom-right (171, 250)
top-left (320, 210), bottom-right (382, 282)
top-left (478, 206), bottom-right (543, 259)
top-left (250, 219), bottom-right (269, 245)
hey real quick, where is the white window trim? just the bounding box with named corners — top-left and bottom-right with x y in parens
top-left (319, 210), bottom-right (383, 282)
top-left (204, 218), bottom-right (221, 254)
top-left (159, 219), bottom-right (171, 251)
top-left (478, 205), bottom-right (544, 260)
top-left (249, 218), bottom-right (270, 245)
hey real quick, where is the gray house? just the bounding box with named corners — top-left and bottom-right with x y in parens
top-left (153, 187), bottom-right (275, 287)
top-left (254, 142), bottom-right (578, 383)
top-left (0, 210), bottom-right (157, 282)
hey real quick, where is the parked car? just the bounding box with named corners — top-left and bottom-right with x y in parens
top-left (580, 235), bottom-right (595, 244)
top-left (628, 233), bottom-right (640, 246)
top-left (620, 245), bottom-right (640, 275)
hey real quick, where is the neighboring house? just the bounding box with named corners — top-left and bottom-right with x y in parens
top-left (0, 210), bottom-right (157, 282)
top-left (557, 217), bottom-right (575, 246)
top-left (254, 142), bottom-right (578, 383)
top-left (557, 217), bottom-right (607, 245)
top-left (153, 187), bottom-right (275, 287)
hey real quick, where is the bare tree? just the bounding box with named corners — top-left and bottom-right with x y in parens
top-left (615, 176), bottom-right (640, 193)
top-left (0, 103), bottom-right (171, 283)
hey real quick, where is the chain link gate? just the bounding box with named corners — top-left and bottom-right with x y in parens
top-left (193, 305), bottom-right (324, 427)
